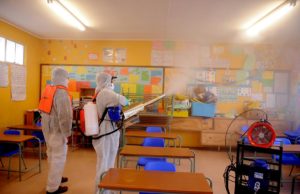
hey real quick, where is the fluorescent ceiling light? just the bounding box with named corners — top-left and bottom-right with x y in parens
top-left (246, 0), bottom-right (296, 37)
top-left (47, 0), bottom-right (86, 31)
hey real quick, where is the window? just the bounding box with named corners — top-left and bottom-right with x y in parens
top-left (15, 43), bottom-right (24, 65)
top-left (0, 36), bottom-right (24, 65)
top-left (6, 40), bottom-right (15, 63)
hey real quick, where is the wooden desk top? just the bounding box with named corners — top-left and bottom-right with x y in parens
top-left (132, 123), bottom-right (168, 128)
top-left (120, 145), bottom-right (194, 158)
top-left (125, 131), bottom-right (177, 139)
top-left (7, 125), bottom-right (42, 131)
top-left (282, 145), bottom-right (300, 153)
top-left (0, 134), bottom-right (35, 143)
top-left (99, 168), bottom-right (212, 194)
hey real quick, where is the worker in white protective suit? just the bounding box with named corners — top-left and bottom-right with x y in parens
top-left (41, 67), bottom-right (73, 194)
top-left (93, 72), bottom-right (128, 194)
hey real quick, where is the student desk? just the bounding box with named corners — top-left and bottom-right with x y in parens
top-left (7, 124), bottom-right (42, 132)
top-left (99, 168), bottom-right (212, 194)
top-left (119, 145), bottom-right (195, 172)
top-left (125, 130), bottom-right (182, 147)
top-left (282, 144), bottom-right (300, 153)
top-left (0, 134), bottom-right (41, 181)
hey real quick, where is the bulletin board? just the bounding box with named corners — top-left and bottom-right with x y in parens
top-left (40, 64), bottom-right (164, 101)
top-left (164, 67), bottom-right (290, 117)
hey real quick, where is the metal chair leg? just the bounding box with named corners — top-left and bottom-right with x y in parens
top-left (289, 165), bottom-right (294, 176)
top-left (8, 157), bottom-right (12, 179)
top-left (291, 173), bottom-right (300, 194)
top-left (0, 158), bottom-right (4, 167)
top-left (20, 152), bottom-right (27, 170)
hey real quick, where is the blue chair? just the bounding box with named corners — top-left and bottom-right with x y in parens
top-left (241, 125), bottom-right (249, 133)
top-left (140, 161), bottom-right (176, 194)
top-left (273, 138), bottom-right (300, 176)
top-left (146, 126), bottom-right (163, 133)
top-left (0, 129), bottom-right (27, 178)
top-left (137, 137), bottom-right (166, 168)
top-left (144, 161), bottom-right (176, 171)
top-left (240, 125), bottom-right (250, 144)
top-left (284, 126), bottom-right (300, 143)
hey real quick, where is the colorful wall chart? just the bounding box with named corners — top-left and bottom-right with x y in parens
top-left (41, 65), bottom-right (164, 100)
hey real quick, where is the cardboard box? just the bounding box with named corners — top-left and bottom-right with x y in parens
top-left (191, 102), bottom-right (215, 117)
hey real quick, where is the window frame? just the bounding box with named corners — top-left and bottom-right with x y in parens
top-left (0, 36), bottom-right (25, 65)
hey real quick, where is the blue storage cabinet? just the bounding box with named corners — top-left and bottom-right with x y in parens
top-left (191, 102), bottom-right (216, 117)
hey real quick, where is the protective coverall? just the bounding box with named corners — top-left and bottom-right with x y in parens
top-left (93, 72), bottom-right (127, 194)
top-left (41, 67), bottom-right (73, 193)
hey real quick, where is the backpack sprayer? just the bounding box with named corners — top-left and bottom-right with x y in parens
top-left (223, 109), bottom-right (282, 194)
top-left (80, 94), bottom-right (166, 139)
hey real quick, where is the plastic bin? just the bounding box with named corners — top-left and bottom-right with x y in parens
top-left (191, 102), bottom-right (215, 117)
top-left (168, 110), bottom-right (189, 117)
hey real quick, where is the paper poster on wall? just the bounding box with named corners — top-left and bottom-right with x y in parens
top-left (88, 53), bottom-right (98, 61)
top-left (243, 54), bottom-right (256, 70)
top-left (103, 48), bottom-right (114, 63)
top-left (266, 94), bottom-right (276, 108)
top-left (274, 72), bottom-right (288, 93)
top-left (217, 87), bottom-right (237, 102)
top-left (237, 87), bottom-right (251, 96)
top-left (115, 48), bottom-right (126, 63)
top-left (162, 50), bottom-right (174, 66)
top-left (196, 70), bottom-right (215, 84)
top-left (276, 94), bottom-right (288, 109)
top-left (11, 64), bottom-right (26, 101)
top-left (151, 50), bottom-right (163, 66)
top-left (236, 70), bottom-right (250, 86)
top-left (251, 93), bottom-right (263, 101)
top-left (0, 63), bottom-right (9, 87)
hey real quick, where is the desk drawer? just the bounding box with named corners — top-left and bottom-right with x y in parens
top-left (201, 133), bottom-right (225, 146)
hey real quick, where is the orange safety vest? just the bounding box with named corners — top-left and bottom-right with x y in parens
top-left (38, 85), bottom-right (72, 114)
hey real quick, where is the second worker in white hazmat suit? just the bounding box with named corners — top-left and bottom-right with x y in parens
top-left (92, 72), bottom-right (128, 194)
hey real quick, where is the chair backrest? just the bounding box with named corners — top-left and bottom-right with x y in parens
top-left (241, 136), bottom-right (250, 144)
top-left (144, 161), bottom-right (176, 172)
top-left (4, 129), bottom-right (20, 135)
top-left (274, 137), bottom-right (291, 146)
top-left (142, 137), bottom-right (164, 147)
top-left (241, 125), bottom-right (249, 133)
top-left (146, 126), bottom-right (163, 133)
top-left (31, 131), bottom-right (45, 140)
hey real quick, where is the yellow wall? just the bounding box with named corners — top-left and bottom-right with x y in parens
top-left (40, 40), bottom-right (152, 66)
top-left (0, 21), bottom-right (41, 128)
top-left (0, 19), bottom-right (297, 129)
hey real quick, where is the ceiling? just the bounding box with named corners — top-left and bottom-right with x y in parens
top-left (0, 0), bottom-right (299, 44)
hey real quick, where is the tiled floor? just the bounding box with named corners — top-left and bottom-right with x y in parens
top-left (0, 146), bottom-right (299, 194)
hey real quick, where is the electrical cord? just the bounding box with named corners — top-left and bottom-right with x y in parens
top-left (223, 109), bottom-right (268, 194)
top-left (224, 108), bottom-right (268, 163)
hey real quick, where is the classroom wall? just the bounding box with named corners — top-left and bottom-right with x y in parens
top-left (1, 19), bottom-right (299, 129)
top-left (40, 40), bottom-right (152, 66)
top-left (0, 20), bottom-right (41, 128)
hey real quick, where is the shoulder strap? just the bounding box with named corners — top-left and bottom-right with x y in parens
top-left (92, 111), bottom-right (124, 140)
top-left (56, 85), bottom-right (72, 104)
top-left (92, 91), bottom-right (99, 103)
